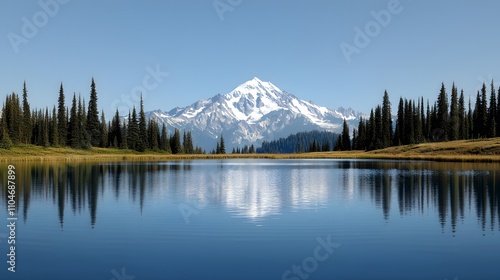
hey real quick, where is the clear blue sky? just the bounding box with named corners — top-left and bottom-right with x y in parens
top-left (1, 0), bottom-right (499, 117)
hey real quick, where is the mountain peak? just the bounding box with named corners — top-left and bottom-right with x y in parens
top-left (145, 77), bottom-right (363, 151)
top-left (231, 77), bottom-right (283, 97)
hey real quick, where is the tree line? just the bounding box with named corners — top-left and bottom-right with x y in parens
top-left (334, 81), bottom-right (500, 151)
top-left (257, 130), bottom-right (337, 153)
top-left (0, 80), bottom-right (203, 154)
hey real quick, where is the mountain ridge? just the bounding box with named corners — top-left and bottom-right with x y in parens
top-left (145, 77), bottom-right (364, 150)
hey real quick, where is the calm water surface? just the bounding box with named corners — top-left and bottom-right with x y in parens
top-left (1, 159), bottom-right (499, 280)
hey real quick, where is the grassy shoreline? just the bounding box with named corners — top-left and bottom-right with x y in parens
top-left (1, 138), bottom-right (500, 163)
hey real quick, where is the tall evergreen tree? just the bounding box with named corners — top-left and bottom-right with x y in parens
top-left (413, 98), bottom-right (422, 143)
top-left (404, 99), bottom-right (415, 144)
top-left (57, 83), bottom-right (67, 146)
top-left (109, 109), bottom-right (122, 148)
top-left (119, 120), bottom-right (128, 149)
top-left (100, 111), bottom-right (108, 147)
top-left (374, 105), bottom-right (383, 149)
top-left (22, 81), bottom-right (32, 144)
top-left (425, 100), bottom-right (431, 141)
top-left (4, 93), bottom-right (23, 145)
top-left (449, 83), bottom-right (459, 140)
top-left (219, 134), bottom-right (226, 154)
top-left (356, 117), bottom-right (366, 150)
top-left (160, 123), bottom-right (170, 152)
top-left (50, 106), bottom-right (58, 146)
top-left (341, 119), bottom-right (351, 150)
top-left (458, 90), bottom-right (466, 140)
top-left (468, 97), bottom-right (473, 139)
top-left (0, 109), bottom-right (13, 149)
top-left (394, 97), bottom-right (404, 146)
top-left (381, 91), bottom-right (392, 148)
top-left (43, 108), bottom-right (50, 147)
top-left (436, 83), bottom-right (449, 141)
top-left (419, 97), bottom-right (425, 143)
top-left (137, 95), bottom-right (148, 152)
top-left (87, 78), bottom-right (101, 146)
top-left (366, 109), bottom-right (375, 150)
top-left (127, 108), bottom-right (139, 150)
top-left (488, 80), bottom-right (497, 137)
top-left (78, 95), bottom-right (91, 149)
top-left (497, 86), bottom-right (500, 137)
top-left (148, 119), bottom-right (159, 150)
top-left (171, 128), bottom-right (182, 154)
top-left (480, 83), bottom-right (488, 137)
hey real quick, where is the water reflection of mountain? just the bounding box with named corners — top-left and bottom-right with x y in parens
top-left (0, 161), bottom-right (499, 233)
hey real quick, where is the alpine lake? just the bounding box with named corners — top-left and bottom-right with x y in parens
top-left (1, 159), bottom-right (499, 280)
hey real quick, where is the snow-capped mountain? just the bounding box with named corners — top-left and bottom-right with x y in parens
top-left (147, 77), bottom-right (363, 151)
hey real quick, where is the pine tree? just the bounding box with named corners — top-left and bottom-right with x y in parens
top-left (160, 123), bottom-right (170, 152)
top-left (351, 129), bottom-right (358, 150)
top-left (497, 86), bottom-right (500, 137)
top-left (341, 119), bottom-right (351, 150)
top-left (458, 90), bottom-right (466, 140)
top-left (137, 95), bottom-right (148, 152)
top-left (22, 81), bottom-right (32, 144)
top-left (488, 80), bottom-right (497, 138)
top-left (447, 83), bottom-right (459, 140)
top-left (4, 93), bottom-right (23, 145)
top-left (404, 99), bottom-right (414, 144)
top-left (356, 117), bottom-right (366, 150)
top-left (0, 108), bottom-right (13, 149)
top-left (394, 97), bottom-right (404, 146)
top-left (436, 83), bottom-right (449, 141)
top-left (425, 100), bottom-right (431, 141)
top-left (419, 97), bottom-right (425, 143)
top-left (480, 83), bottom-right (488, 138)
top-left (109, 109), bottom-right (122, 148)
top-left (100, 111), bottom-right (108, 147)
top-left (87, 78), bottom-right (101, 146)
top-left (68, 94), bottom-right (79, 148)
top-left (50, 106), bottom-right (58, 146)
top-left (184, 131), bottom-right (193, 154)
top-left (374, 106), bottom-right (383, 149)
top-left (333, 134), bottom-right (342, 151)
top-left (171, 128), bottom-right (182, 154)
top-left (57, 83), bottom-right (67, 146)
top-left (381, 91), bottom-right (392, 148)
top-left (43, 108), bottom-right (50, 147)
top-left (414, 98), bottom-right (423, 143)
top-left (149, 119), bottom-right (159, 150)
top-left (78, 96), bottom-right (91, 149)
top-left (468, 97), bottom-right (473, 139)
top-left (182, 131), bottom-right (188, 153)
top-left (120, 120), bottom-right (128, 149)
top-left (128, 108), bottom-right (139, 150)
top-left (219, 134), bottom-right (226, 154)
top-left (366, 109), bottom-right (375, 150)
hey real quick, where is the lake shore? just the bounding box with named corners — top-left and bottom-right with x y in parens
top-left (1, 138), bottom-right (500, 163)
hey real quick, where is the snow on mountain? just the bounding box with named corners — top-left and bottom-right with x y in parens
top-left (146, 77), bottom-right (363, 151)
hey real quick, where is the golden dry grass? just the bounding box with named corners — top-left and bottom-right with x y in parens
top-left (1, 138), bottom-right (500, 162)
